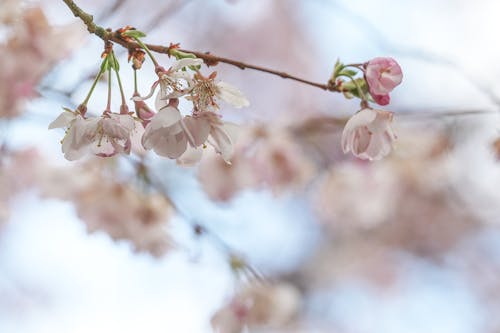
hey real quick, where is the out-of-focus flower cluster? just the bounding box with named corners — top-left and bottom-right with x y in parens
top-left (39, 159), bottom-right (173, 256)
top-left (211, 283), bottom-right (301, 333)
top-left (0, 0), bottom-right (84, 118)
top-left (199, 125), bottom-right (315, 201)
top-left (0, 148), bottom-right (40, 224)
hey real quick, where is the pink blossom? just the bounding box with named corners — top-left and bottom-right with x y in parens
top-left (211, 283), bottom-right (300, 333)
top-left (49, 110), bottom-right (138, 160)
top-left (141, 105), bottom-right (187, 159)
top-left (341, 108), bottom-right (396, 161)
top-left (365, 57), bottom-right (403, 97)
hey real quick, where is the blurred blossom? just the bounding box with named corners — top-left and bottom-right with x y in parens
top-left (0, 148), bottom-right (40, 224)
top-left (198, 125), bottom-right (315, 201)
top-left (0, 5), bottom-right (85, 118)
top-left (211, 282), bottom-right (301, 333)
top-left (0, 0), bottom-right (22, 24)
top-left (38, 159), bottom-right (173, 256)
top-left (314, 161), bottom-right (398, 231)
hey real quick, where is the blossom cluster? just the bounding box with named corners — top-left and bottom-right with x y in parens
top-left (50, 55), bottom-right (249, 164)
top-left (336, 57), bottom-right (403, 160)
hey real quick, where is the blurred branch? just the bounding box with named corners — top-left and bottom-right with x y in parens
top-left (61, 0), bottom-right (332, 91)
top-left (127, 157), bottom-right (265, 282)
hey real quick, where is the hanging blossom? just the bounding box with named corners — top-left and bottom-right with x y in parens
top-left (341, 108), bottom-right (397, 161)
top-left (139, 58), bottom-right (204, 111)
top-left (49, 108), bottom-right (139, 161)
top-left (140, 58), bottom-right (249, 164)
top-left (364, 57), bottom-right (403, 106)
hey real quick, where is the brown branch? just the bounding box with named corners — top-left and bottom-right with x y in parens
top-left (61, 0), bottom-right (333, 91)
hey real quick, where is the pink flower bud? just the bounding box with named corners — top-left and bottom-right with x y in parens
top-left (372, 93), bottom-right (390, 106)
top-left (365, 57), bottom-right (403, 96)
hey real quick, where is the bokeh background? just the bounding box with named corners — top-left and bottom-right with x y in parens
top-left (2, 0), bottom-right (500, 332)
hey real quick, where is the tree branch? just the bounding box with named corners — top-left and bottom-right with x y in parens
top-left (61, 0), bottom-right (333, 91)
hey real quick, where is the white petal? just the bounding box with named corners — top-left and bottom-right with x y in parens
top-left (342, 109), bottom-right (377, 135)
top-left (149, 106), bottom-right (182, 131)
top-left (170, 58), bottom-right (203, 72)
top-left (209, 124), bottom-right (234, 163)
top-left (155, 83), bottom-right (170, 111)
top-left (48, 110), bottom-right (76, 129)
top-left (153, 130), bottom-right (188, 159)
top-left (216, 81), bottom-right (250, 108)
top-left (182, 116), bottom-right (211, 147)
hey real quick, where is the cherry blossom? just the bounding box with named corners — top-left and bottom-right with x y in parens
top-left (181, 111), bottom-right (239, 163)
top-left (141, 105), bottom-right (187, 158)
top-left (365, 57), bottom-right (403, 97)
top-left (341, 108), bottom-right (397, 161)
top-left (139, 58), bottom-right (203, 109)
top-left (49, 110), bottom-right (139, 160)
top-left (189, 72), bottom-right (249, 112)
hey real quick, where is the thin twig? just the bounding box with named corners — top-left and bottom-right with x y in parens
top-left (61, 0), bottom-right (332, 91)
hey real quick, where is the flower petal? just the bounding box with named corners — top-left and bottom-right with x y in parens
top-left (216, 81), bottom-right (250, 108)
top-left (48, 110), bottom-right (76, 129)
top-left (209, 124), bottom-right (234, 163)
top-left (170, 58), bottom-right (203, 72)
top-left (182, 116), bottom-right (211, 147)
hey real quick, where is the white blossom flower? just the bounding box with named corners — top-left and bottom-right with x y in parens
top-left (137, 58), bottom-right (203, 110)
top-left (50, 110), bottom-right (138, 160)
top-left (142, 106), bottom-right (239, 163)
top-left (182, 111), bottom-right (239, 163)
top-left (341, 108), bottom-right (396, 161)
top-left (141, 105), bottom-right (187, 158)
top-left (189, 73), bottom-right (249, 112)
top-left (91, 113), bottom-right (137, 157)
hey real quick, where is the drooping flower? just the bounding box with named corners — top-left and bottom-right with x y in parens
top-left (189, 72), bottom-right (249, 112)
top-left (341, 108), bottom-right (396, 161)
top-left (90, 113), bottom-right (137, 157)
top-left (49, 109), bottom-right (138, 160)
top-left (182, 111), bottom-right (239, 163)
top-left (365, 57), bottom-right (403, 97)
top-left (141, 105), bottom-right (187, 159)
top-left (139, 58), bottom-right (204, 110)
top-left (49, 109), bottom-right (96, 160)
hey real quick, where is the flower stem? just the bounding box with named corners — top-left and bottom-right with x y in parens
top-left (82, 68), bottom-right (105, 106)
top-left (134, 37), bottom-right (159, 67)
top-left (339, 74), bottom-right (367, 102)
top-left (106, 67), bottom-right (112, 112)
top-left (112, 52), bottom-right (127, 105)
top-left (133, 68), bottom-right (138, 94)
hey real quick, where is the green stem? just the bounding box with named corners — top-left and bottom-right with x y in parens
top-left (133, 68), bottom-right (138, 94)
top-left (106, 67), bottom-right (112, 111)
top-left (339, 74), bottom-right (367, 101)
top-left (112, 53), bottom-right (127, 105)
top-left (134, 37), bottom-right (159, 67)
top-left (82, 68), bottom-right (105, 106)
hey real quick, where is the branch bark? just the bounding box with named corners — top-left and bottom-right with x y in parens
top-left (62, 0), bottom-right (333, 91)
